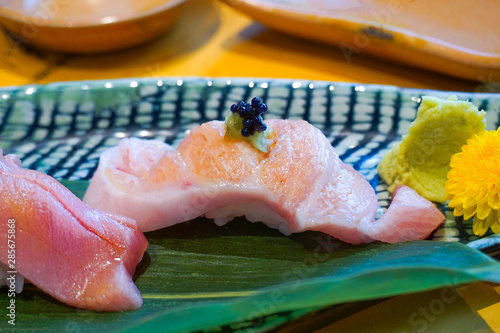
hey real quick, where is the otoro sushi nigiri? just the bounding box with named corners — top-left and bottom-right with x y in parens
top-left (84, 98), bottom-right (444, 244)
top-left (0, 150), bottom-right (148, 311)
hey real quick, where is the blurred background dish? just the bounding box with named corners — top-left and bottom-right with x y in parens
top-left (0, 0), bottom-right (189, 53)
top-left (220, 0), bottom-right (500, 82)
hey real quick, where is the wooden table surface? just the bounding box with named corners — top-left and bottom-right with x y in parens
top-left (0, 0), bottom-right (498, 331)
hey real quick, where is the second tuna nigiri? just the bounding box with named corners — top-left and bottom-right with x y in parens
top-left (84, 119), bottom-right (445, 244)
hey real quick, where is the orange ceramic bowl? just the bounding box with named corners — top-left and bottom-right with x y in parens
top-left (0, 0), bottom-right (189, 53)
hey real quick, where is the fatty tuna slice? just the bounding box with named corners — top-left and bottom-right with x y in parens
top-left (84, 120), bottom-right (444, 244)
top-left (0, 151), bottom-right (148, 311)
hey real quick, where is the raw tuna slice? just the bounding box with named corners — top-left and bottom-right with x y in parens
top-left (0, 150), bottom-right (148, 311)
top-left (361, 185), bottom-right (446, 243)
top-left (84, 119), bottom-right (445, 244)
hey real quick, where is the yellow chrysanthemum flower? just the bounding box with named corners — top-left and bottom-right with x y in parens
top-left (445, 129), bottom-right (500, 236)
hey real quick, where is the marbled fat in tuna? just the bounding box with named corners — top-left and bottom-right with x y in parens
top-left (84, 120), bottom-right (444, 244)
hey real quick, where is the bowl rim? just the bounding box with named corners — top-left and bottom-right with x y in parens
top-left (0, 0), bottom-right (189, 28)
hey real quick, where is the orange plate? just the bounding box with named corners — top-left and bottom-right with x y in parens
top-left (220, 0), bottom-right (500, 81)
top-left (0, 0), bottom-right (189, 54)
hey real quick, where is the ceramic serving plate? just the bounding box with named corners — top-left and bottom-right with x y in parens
top-left (1, 78), bottom-right (500, 332)
top-left (220, 0), bottom-right (500, 82)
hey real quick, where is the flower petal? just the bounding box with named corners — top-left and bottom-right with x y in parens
top-left (475, 188), bottom-right (489, 204)
top-left (473, 217), bottom-right (490, 236)
top-left (463, 194), bottom-right (479, 209)
top-left (492, 215), bottom-right (500, 234)
top-left (488, 191), bottom-right (500, 210)
top-left (491, 222), bottom-right (500, 234)
top-left (452, 205), bottom-right (464, 217)
top-left (463, 205), bottom-right (477, 220)
top-left (449, 197), bottom-right (464, 208)
top-left (475, 202), bottom-right (492, 220)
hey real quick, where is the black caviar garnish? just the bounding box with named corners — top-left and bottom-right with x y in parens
top-left (230, 97), bottom-right (268, 137)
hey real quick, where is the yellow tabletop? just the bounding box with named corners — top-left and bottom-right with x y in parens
top-left (0, 0), bottom-right (498, 331)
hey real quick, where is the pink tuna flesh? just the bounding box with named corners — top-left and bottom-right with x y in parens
top-left (84, 120), bottom-right (445, 244)
top-left (0, 150), bottom-right (148, 311)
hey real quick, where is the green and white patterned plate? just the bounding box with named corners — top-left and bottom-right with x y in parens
top-left (1, 78), bottom-right (500, 332)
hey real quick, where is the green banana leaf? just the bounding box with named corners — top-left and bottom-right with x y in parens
top-left (1, 180), bottom-right (499, 333)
